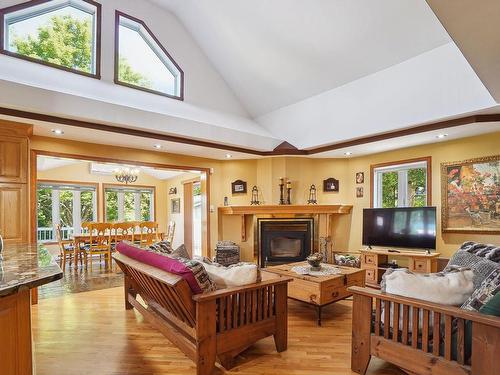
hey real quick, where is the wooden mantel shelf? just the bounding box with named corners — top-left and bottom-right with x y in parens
top-left (218, 204), bottom-right (352, 215)
top-left (218, 205), bottom-right (352, 243)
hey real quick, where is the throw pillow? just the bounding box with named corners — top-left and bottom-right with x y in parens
top-left (445, 250), bottom-right (499, 290)
top-left (381, 267), bottom-right (474, 305)
top-left (169, 244), bottom-right (191, 259)
top-left (174, 257), bottom-right (217, 293)
top-left (479, 289), bottom-right (500, 317)
top-left (461, 268), bottom-right (500, 311)
top-left (197, 258), bottom-right (260, 289)
top-left (149, 240), bottom-right (172, 254)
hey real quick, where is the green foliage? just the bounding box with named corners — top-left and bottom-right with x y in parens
top-left (59, 190), bottom-right (74, 227)
top-left (12, 15), bottom-right (93, 72)
top-left (381, 171), bottom-right (398, 208)
top-left (380, 168), bottom-right (427, 208)
top-left (141, 192), bottom-right (152, 221)
top-left (118, 57), bottom-right (152, 88)
top-left (37, 188), bottom-right (52, 227)
top-left (80, 191), bottom-right (94, 222)
top-left (106, 191), bottom-right (118, 222)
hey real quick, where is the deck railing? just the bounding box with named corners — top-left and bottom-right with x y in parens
top-left (37, 227), bottom-right (74, 243)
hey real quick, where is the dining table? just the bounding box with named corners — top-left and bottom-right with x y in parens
top-left (71, 232), bottom-right (165, 265)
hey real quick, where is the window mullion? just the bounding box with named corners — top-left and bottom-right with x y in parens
top-left (73, 190), bottom-right (81, 235)
top-left (134, 192), bottom-right (141, 221)
top-left (118, 191), bottom-right (124, 222)
top-left (51, 189), bottom-right (60, 241)
top-left (398, 170), bottom-right (408, 207)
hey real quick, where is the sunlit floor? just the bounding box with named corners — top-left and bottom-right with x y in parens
top-left (32, 287), bottom-right (404, 375)
top-left (39, 245), bottom-right (124, 299)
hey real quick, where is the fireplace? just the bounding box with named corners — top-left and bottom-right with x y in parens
top-left (258, 218), bottom-right (314, 266)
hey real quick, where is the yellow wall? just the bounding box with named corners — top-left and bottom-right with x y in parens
top-left (346, 132), bottom-right (500, 257)
top-left (30, 131), bottom-right (500, 259)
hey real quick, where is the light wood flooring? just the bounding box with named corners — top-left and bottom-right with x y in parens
top-left (32, 287), bottom-right (404, 375)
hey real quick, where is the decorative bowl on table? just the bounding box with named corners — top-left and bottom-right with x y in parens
top-left (306, 252), bottom-right (323, 271)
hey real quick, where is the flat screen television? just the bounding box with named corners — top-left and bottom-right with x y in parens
top-left (362, 207), bottom-right (436, 250)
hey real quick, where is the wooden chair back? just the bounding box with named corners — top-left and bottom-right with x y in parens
top-left (81, 221), bottom-right (94, 234)
top-left (166, 221), bottom-right (176, 244)
top-left (139, 221), bottom-right (159, 246)
top-left (113, 222), bottom-right (135, 244)
top-left (88, 223), bottom-right (112, 252)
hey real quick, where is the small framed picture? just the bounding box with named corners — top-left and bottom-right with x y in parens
top-left (356, 187), bottom-right (364, 198)
top-left (356, 172), bottom-right (364, 184)
top-left (231, 180), bottom-right (247, 194)
top-left (323, 178), bottom-right (339, 192)
top-left (171, 198), bottom-right (181, 214)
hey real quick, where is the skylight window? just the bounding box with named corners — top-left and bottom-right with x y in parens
top-left (115, 11), bottom-right (184, 100)
top-left (0, 0), bottom-right (101, 77)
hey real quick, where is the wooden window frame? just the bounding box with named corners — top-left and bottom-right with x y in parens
top-left (0, 0), bottom-right (102, 79)
top-left (370, 156), bottom-right (432, 208)
top-left (114, 10), bottom-right (184, 101)
top-left (102, 183), bottom-right (157, 223)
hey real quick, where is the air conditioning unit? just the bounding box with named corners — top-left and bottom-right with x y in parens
top-left (89, 162), bottom-right (115, 175)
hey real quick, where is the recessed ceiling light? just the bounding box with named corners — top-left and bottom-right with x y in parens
top-left (436, 134), bottom-right (448, 139)
top-left (344, 152), bottom-right (353, 156)
top-left (51, 129), bottom-right (64, 135)
top-left (153, 144), bottom-right (162, 149)
top-left (225, 153), bottom-right (232, 159)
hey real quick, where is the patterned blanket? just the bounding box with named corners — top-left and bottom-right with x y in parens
top-left (459, 241), bottom-right (500, 263)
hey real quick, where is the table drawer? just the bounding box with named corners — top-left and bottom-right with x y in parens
top-left (365, 268), bottom-right (377, 284)
top-left (363, 254), bottom-right (377, 266)
top-left (412, 259), bottom-right (428, 273)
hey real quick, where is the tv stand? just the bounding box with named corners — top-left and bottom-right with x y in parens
top-left (360, 248), bottom-right (440, 288)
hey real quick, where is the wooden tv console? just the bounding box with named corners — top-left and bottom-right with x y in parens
top-left (360, 248), bottom-right (440, 288)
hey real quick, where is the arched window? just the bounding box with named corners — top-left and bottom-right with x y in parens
top-left (115, 11), bottom-right (184, 100)
top-left (0, 0), bottom-right (101, 77)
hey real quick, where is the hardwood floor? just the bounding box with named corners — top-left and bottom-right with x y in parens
top-left (32, 287), bottom-right (404, 375)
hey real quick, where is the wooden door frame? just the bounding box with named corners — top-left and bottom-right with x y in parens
top-left (30, 149), bottom-right (212, 256)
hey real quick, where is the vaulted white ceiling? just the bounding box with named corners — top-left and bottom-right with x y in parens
top-left (153, 0), bottom-right (453, 117)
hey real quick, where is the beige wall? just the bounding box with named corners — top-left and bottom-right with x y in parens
top-left (30, 131), bottom-right (500, 259)
top-left (164, 172), bottom-right (200, 249)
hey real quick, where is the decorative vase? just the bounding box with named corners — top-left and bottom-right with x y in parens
top-left (307, 252), bottom-right (323, 271)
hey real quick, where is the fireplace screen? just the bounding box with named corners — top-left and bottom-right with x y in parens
top-left (259, 219), bottom-right (313, 266)
top-left (270, 237), bottom-right (302, 258)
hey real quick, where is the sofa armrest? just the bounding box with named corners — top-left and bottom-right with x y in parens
top-left (192, 277), bottom-right (292, 302)
top-left (348, 286), bottom-right (500, 328)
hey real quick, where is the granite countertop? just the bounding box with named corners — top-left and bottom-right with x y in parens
top-left (0, 243), bottom-right (63, 297)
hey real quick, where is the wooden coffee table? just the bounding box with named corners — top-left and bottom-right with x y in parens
top-left (263, 262), bottom-right (365, 325)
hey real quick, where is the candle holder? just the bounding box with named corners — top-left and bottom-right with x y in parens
top-left (286, 181), bottom-right (292, 205)
top-left (307, 184), bottom-right (317, 204)
top-left (279, 177), bottom-right (286, 205)
top-left (250, 186), bottom-right (260, 205)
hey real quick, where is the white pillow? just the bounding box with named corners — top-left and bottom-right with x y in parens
top-left (200, 261), bottom-right (259, 289)
top-left (383, 268), bottom-right (474, 305)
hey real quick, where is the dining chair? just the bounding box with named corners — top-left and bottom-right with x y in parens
top-left (87, 223), bottom-right (112, 271)
top-left (113, 222), bottom-right (135, 248)
top-left (166, 220), bottom-right (176, 245)
top-left (138, 221), bottom-right (159, 247)
top-left (55, 224), bottom-right (79, 273)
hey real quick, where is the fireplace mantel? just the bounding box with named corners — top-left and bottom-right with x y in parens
top-left (218, 204), bottom-right (352, 216)
top-left (218, 204), bottom-right (352, 243)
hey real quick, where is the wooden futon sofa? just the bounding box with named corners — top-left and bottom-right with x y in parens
top-left (349, 286), bottom-right (500, 375)
top-left (114, 253), bottom-right (292, 375)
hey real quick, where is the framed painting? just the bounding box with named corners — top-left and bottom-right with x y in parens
top-left (231, 180), bottom-right (247, 194)
top-left (441, 155), bottom-right (500, 233)
top-left (171, 198), bottom-right (181, 214)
